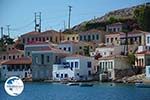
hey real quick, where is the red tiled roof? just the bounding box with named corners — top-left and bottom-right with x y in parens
top-left (128, 30), bottom-right (149, 34)
top-left (107, 22), bottom-right (123, 26)
top-left (26, 41), bottom-right (49, 45)
top-left (21, 30), bottom-right (59, 37)
top-left (34, 46), bottom-right (69, 54)
top-left (60, 41), bottom-right (78, 44)
top-left (1, 57), bottom-right (32, 65)
top-left (98, 55), bottom-right (127, 60)
top-left (0, 49), bottom-right (24, 54)
top-left (79, 29), bottom-right (105, 34)
top-left (136, 51), bottom-right (150, 55)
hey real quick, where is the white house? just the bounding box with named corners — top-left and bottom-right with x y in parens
top-left (0, 57), bottom-right (32, 81)
top-left (146, 66), bottom-right (150, 79)
top-left (53, 55), bottom-right (97, 81)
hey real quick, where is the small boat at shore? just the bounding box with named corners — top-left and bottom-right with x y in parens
top-left (135, 83), bottom-right (150, 88)
top-left (79, 83), bottom-right (93, 87)
top-left (67, 83), bottom-right (79, 86)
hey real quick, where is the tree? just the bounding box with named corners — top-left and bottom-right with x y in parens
top-left (0, 35), bottom-right (14, 52)
top-left (134, 5), bottom-right (150, 32)
top-left (127, 52), bottom-right (135, 66)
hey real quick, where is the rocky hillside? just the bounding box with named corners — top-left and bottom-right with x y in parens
top-left (72, 2), bottom-right (150, 32)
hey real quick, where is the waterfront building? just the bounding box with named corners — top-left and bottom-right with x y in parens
top-left (0, 49), bottom-right (24, 62)
top-left (58, 41), bottom-right (95, 56)
top-left (98, 55), bottom-right (130, 81)
top-left (0, 57), bottom-right (32, 81)
top-left (146, 66), bottom-right (150, 79)
top-left (79, 29), bottom-right (106, 44)
top-left (20, 30), bottom-right (63, 44)
top-left (31, 47), bottom-right (68, 81)
top-left (105, 32), bottom-right (122, 45)
top-left (90, 45), bottom-right (124, 57)
top-left (106, 22), bottom-right (123, 32)
top-left (120, 30), bottom-right (148, 45)
top-left (62, 33), bottom-right (79, 42)
top-left (53, 55), bottom-right (97, 81)
top-left (135, 51), bottom-right (150, 73)
top-left (24, 42), bottom-right (57, 57)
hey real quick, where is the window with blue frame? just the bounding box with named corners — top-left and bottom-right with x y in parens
top-left (75, 62), bottom-right (78, 68)
top-left (71, 62), bottom-right (74, 69)
top-left (56, 74), bottom-right (59, 78)
top-left (87, 61), bottom-right (92, 68)
top-left (149, 67), bottom-right (150, 74)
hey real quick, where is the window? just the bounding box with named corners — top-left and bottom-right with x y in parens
top-left (9, 56), bottom-right (11, 59)
top-left (41, 54), bottom-right (44, 64)
top-left (55, 37), bottom-right (58, 42)
top-left (77, 73), bottom-right (79, 76)
top-left (75, 62), bottom-right (78, 68)
top-left (43, 37), bottom-right (45, 41)
top-left (88, 70), bottom-right (91, 75)
top-left (68, 47), bottom-right (71, 51)
top-left (72, 37), bottom-right (75, 40)
top-left (28, 52), bottom-right (30, 56)
top-left (87, 61), bottom-right (92, 68)
top-left (71, 62), bottom-right (74, 68)
top-left (47, 56), bottom-right (50, 63)
top-left (39, 37), bottom-right (41, 41)
top-left (36, 37), bottom-right (38, 41)
top-left (50, 37), bottom-right (52, 42)
top-left (3, 56), bottom-right (6, 60)
top-left (96, 34), bottom-right (99, 40)
top-left (61, 74), bottom-right (63, 78)
top-left (92, 35), bottom-right (95, 40)
top-left (107, 38), bottom-right (109, 43)
top-left (64, 47), bottom-right (66, 51)
top-left (88, 35), bottom-right (91, 41)
top-left (79, 46), bottom-right (82, 49)
top-left (67, 37), bottom-right (70, 40)
top-left (65, 74), bottom-right (68, 78)
top-left (56, 74), bottom-right (59, 78)
top-left (13, 55), bottom-right (15, 59)
top-left (111, 38), bottom-right (113, 42)
top-left (59, 48), bottom-right (61, 49)
top-left (3, 67), bottom-right (5, 69)
top-left (27, 38), bottom-right (30, 42)
top-left (80, 36), bottom-right (82, 40)
top-left (84, 36), bottom-right (86, 41)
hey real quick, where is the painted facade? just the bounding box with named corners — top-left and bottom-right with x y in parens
top-left (0, 57), bottom-right (32, 81)
top-left (53, 55), bottom-right (96, 81)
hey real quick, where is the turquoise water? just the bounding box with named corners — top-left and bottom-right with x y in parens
top-left (0, 82), bottom-right (150, 100)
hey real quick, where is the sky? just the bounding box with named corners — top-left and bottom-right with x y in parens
top-left (0, 0), bottom-right (149, 38)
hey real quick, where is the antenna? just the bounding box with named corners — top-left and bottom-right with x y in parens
top-left (1, 27), bottom-right (4, 38)
top-left (35, 12), bottom-right (41, 32)
top-left (7, 25), bottom-right (10, 37)
top-left (68, 6), bottom-right (72, 29)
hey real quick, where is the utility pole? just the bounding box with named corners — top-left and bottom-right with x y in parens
top-left (68, 6), bottom-right (72, 29)
top-left (1, 27), bottom-right (4, 38)
top-left (59, 29), bottom-right (62, 42)
top-left (7, 25), bottom-right (10, 37)
top-left (35, 12), bottom-right (41, 32)
top-left (63, 20), bottom-right (66, 31)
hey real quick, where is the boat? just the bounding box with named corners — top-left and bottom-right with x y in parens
top-left (67, 83), bottom-right (79, 86)
top-left (79, 83), bottom-right (93, 87)
top-left (135, 82), bottom-right (150, 88)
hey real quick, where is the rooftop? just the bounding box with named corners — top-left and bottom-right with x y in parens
top-left (1, 57), bottom-right (32, 65)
